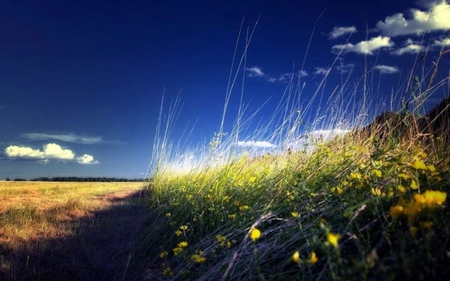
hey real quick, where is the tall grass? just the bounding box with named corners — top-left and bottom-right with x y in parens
top-left (141, 24), bottom-right (450, 280)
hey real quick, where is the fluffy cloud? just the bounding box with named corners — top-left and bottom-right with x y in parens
top-left (391, 44), bottom-right (424, 55)
top-left (374, 65), bottom-right (400, 74)
top-left (329, 26), bottom-right (357, 39)
top-left (237, 141), bottom-right (277, 148)
top-left (22, 133), bottom-right (103, 144)
top-left (332, 36), bottom-right (394, 55)
top-left (5, 143), bottom-right (75, 160)
top-left (76, 154), bottom-right (99, 165)
top-left (4, 143), bottom-right (98, 164)
top-left (246, 66), bottom-right (265, 77)
top-left (376, 1), bottom-right (450, 37)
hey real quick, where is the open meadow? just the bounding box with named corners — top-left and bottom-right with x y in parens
top-left (0, 181), bottom-right (147, 280)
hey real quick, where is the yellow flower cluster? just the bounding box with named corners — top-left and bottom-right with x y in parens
top-left (173, 241), bottom-right (189, 256)
top-left (390, 190), bottom-right (447, 221)
top-left (162, 267), bottom-right (174, 277)
top-left (190, 251), bottom-right (206, 263)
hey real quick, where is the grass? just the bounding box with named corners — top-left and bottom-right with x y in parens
top-left (0, 181), bottom-right (147, 280)
top-left (137, 28), bottom-right (450, 280)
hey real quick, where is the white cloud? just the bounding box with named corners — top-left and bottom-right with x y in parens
top-left (22, 133), bottom-right (103, 144)
top-left (374, 65), bottom-right (400, 74)
top-left (433, 37), bottom-right (450, 46)
top-left (314, 67), bottom-right (330, 75)
top-left (5, 143), bottom-right (75, 160)
top-left (4, 143), bottom-right (98, 164)
top-left (76, 154), bottom-right (99, 165)
top-left (246, 66), bottom-right (265, 77)
top-left (391, 43), bottom-right (424, 55)
top-left (376, 1), bottom-right (450, 37)
top-left (306, 129), bottom-right (350, 139)
top-left (329, 26), bottom-right (357, 39)
top-left (236, 140), bottom-right (277, 148)
top-left (332, 36), bottom-right (395, 55)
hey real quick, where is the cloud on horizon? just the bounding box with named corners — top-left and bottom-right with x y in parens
top-left (22, 132), bottom-right (103, 144)
top-left (376, 1), bottom-right (450, 37)
top-left (329, 26), bottom-right (357, 39)
top-left (236, 140), bottom-right (277, 148)
top-left (4, 143), bottom-right (98, 164)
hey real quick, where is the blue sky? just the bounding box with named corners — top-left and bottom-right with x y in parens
top-left (1, 0), bottom-right (449, 179)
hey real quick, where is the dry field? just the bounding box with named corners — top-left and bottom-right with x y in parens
top-left (0, 181), bottom-right (148, 280)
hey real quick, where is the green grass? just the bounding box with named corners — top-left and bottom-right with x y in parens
top-left (137, 34), bottom-right (450, 280)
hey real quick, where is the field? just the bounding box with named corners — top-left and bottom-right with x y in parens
top-left (0, 181), bottom-right (147, 280)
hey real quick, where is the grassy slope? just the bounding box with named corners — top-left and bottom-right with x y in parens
top-left (0, 182), bottom-right (148, 281)
top-left (139, 99), bottom-right (450, 280)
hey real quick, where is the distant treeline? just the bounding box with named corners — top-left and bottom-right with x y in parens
top-left (6, 177), bottom-right (144, 182)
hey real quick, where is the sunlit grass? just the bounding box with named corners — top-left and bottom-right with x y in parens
top-left (141, 30), bottom-right (450, 280)
top-left (0, 181), bottom-right (144, 279)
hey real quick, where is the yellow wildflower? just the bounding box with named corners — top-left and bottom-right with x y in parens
top-left (422, 190), bottom-right (447, 206)
top-left (163, 267), bottom-right (174, 277)
top-left (403, 202), bottom-right (422, 220)
top-left (248, 176), bottom-right (257, 183)
top-left (397, 185), bottom-right (406, 193)
top-left (371, 188), bottom-right (381, 196)
top-left (292, 251), bottom-right (301, 263)
top-left (427, 165), bottom-right (436, 172)
top-left (179, 225), bottom-right (189, 230)
top-left (165, 213), bottom-right (171, 217)
top-left (350, 172), bottom-right (362, 180)
top-left (228, 214), bottom-right (237, 220)
top-left (326, 232), bottom-right (341, 248)
top-left (411, 159), bottom-right (427, 170)
top-left (250, 228), bottom-right (261, 241)
top-left (398, 173), bottom-right (409, 180)
top-left (175, 230), bottom-right (183, 236)
top-left (159, 251), bottom-right (169, 258)
top-left (173, 247), bottom-right (183, 256)
top-left (307, 251), bottom-right (318, 264)
top-left (371, 169), bottom-right (382, 178)
top-left (390, 205), bottom-right (403, 219)
top-left (239, 205), bottom-right (250, 211)
top-left (190, 252), bottom-right (206, 263)
top-left (291, 212), bottom-right (300, 218)
top-left (410, 180), bottom-right (418, 190)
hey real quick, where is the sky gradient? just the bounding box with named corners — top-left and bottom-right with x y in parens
top-left (1, 0), bottom-right (449, 179)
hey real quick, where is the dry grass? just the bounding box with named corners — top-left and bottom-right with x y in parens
top-left (0, 181), bottom-right (147, 281)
